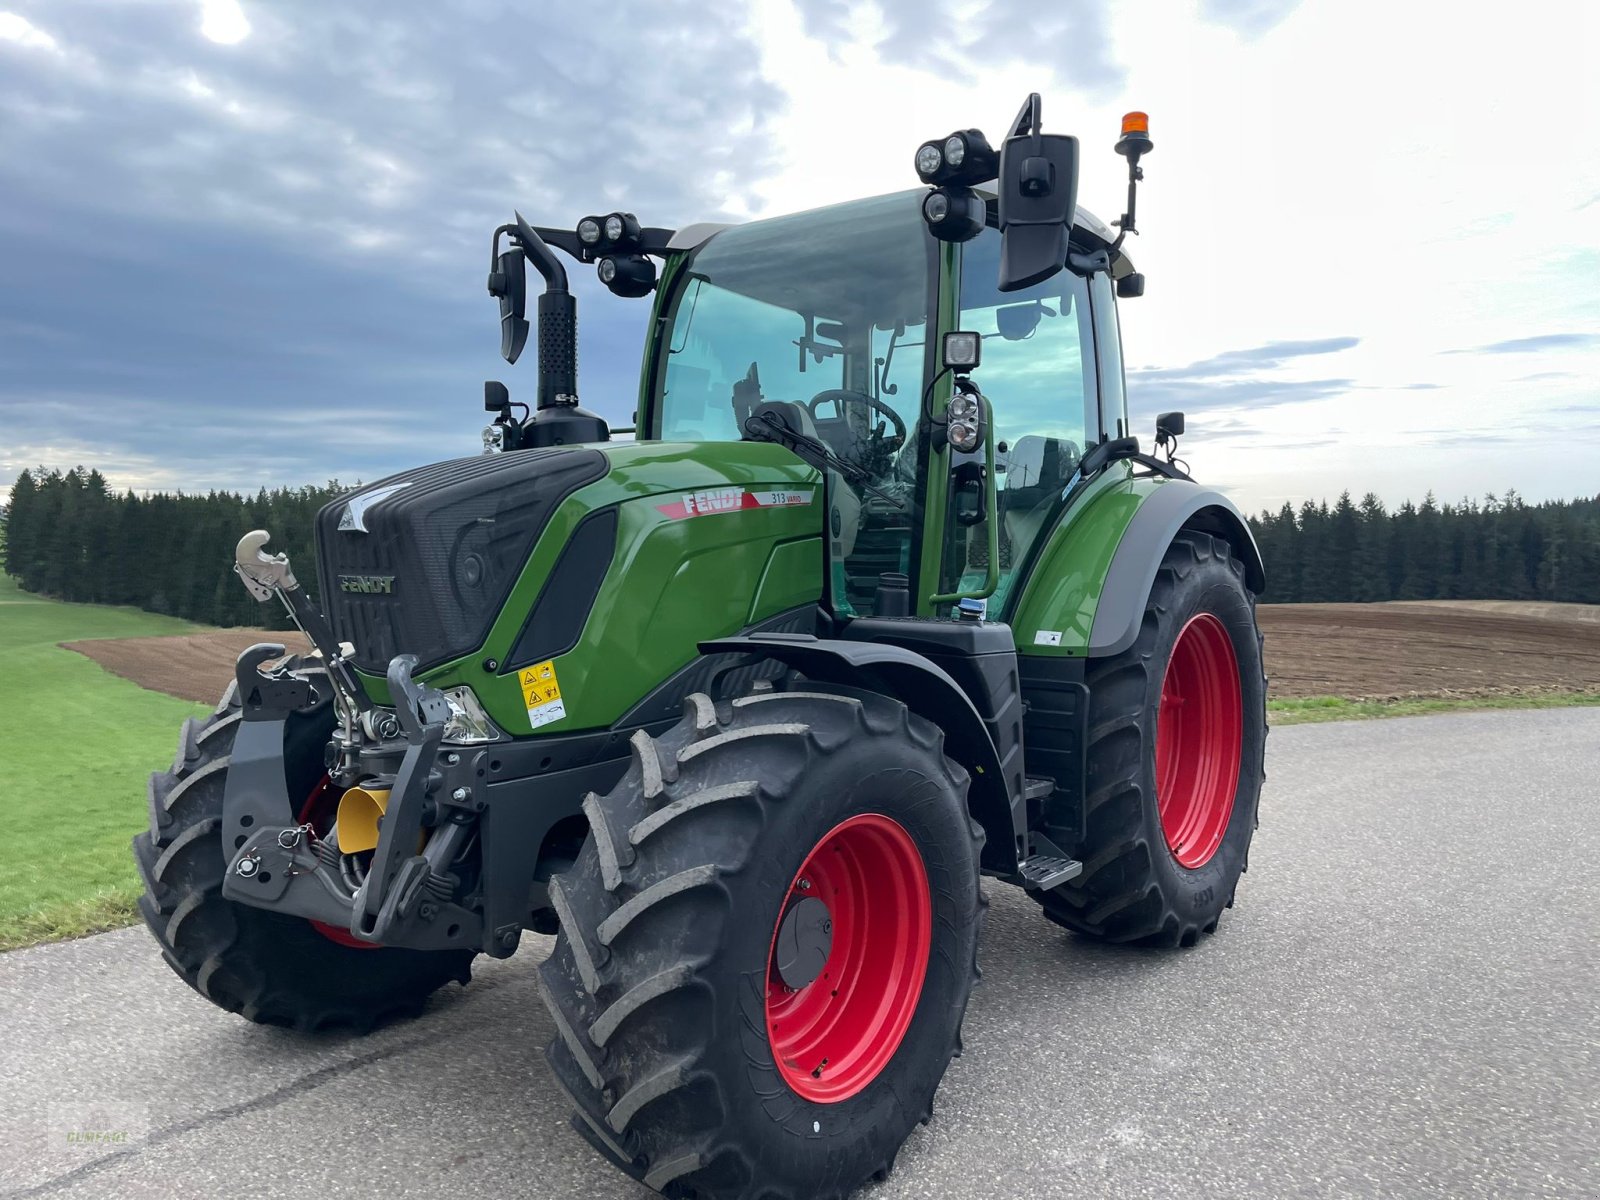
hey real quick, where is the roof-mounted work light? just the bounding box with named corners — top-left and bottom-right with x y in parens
top-left (576, 212), bottom-right (642, 253)
top-left (913, 128), bottom-right (999, 187)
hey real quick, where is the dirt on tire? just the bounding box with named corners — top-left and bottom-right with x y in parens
top-left (63, 602), bottom-right (1600, 705)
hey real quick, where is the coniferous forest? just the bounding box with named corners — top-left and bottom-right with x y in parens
top-left (2, 467), bottom-right (345, 629)
top-left (2, 467), bottom-right (1598, 626)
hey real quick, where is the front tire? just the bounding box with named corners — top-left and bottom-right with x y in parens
top-left (131, 667), bottom-right (475, 1030)
top-left (536, 685), bottom-right (984, 1199)
top-left (1037, 530), bottom-right (1266, 947)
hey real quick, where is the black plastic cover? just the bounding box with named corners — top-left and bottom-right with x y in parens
top-left (315, 448), bottom-right (607, 674)
top-left (507, 506), bottom-right (618, 670)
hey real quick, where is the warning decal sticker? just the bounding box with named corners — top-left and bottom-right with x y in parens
top-left (518, 659), bottom-right (566, 730)
top-left (655, 487), bottom-right (815, 521)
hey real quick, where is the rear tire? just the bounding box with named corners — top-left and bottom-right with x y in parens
top-left (1036, 531), bottom-right (1266, 947)
top-left (132, 666), bottom-right (474, 1031)
top-left (536, 684), bottom-right (984, 1199)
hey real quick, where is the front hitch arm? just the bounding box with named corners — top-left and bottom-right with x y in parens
top-left (233, 530), bottom-right (370, 712)
top-left (352, 655), bottom-right (452, 941)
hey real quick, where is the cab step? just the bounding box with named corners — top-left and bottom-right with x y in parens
top-left (1016, 831), bottom-right (1082, 892)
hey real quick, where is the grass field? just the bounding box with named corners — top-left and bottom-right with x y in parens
top-left (1267, 691), bottom-right (1600, 725)
top-left (0, 573), bottom-right (208, 949)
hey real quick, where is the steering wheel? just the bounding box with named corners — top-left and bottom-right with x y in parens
top-left (806, 389), bottom-right (908, 455)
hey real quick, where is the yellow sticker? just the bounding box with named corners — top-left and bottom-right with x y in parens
top-left (518, 660), bottom-right (567, 730)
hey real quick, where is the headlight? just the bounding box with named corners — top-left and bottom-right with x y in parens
top-left (947, 417), bottom-right (980, 453)
top-left (597, 257), bottom-right (618, 284)
top-left (948, 392), bottom-right (977, 420)
top-left (943, 134), bottom-right (966, 167)
top-left (923, 191), bottom-right (949, 223)
top-left (441, 686), bottom-right (502, 744)
top-left (603, 214), bottom-right (625, 242)
top-left (915, 142), bottom-right (943, 179)
top-left (577, 217), bottom-right (601, 245)
top-left (481, 423), bottom-right (505, 455)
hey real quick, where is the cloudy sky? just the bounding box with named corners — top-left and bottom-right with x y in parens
top-left (1, 0), bottom-right (1595, 515)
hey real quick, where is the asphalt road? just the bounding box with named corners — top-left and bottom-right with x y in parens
top-left (3, 708), bottom-right (1597, 1199)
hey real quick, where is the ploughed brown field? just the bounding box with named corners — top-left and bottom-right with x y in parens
top-left (63, 600), bottom-right (1600, 705)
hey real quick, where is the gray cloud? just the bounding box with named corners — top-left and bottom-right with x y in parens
top-left (1198, 0), bottom-right (1303, 37)
top-left (1131, 336), bottom-right (1359, 382)
top-left (0, 0), bottom-right (782, 494)
top-left (1125, 335), bottom-right (1360, 422)
top-left (794, 0), bottom-right (1124, 95)
top-left (1445, 333), bottom-right (1600, 354)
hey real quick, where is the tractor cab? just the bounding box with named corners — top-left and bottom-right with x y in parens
top-left (639, 187), bottom-right (1131, 620)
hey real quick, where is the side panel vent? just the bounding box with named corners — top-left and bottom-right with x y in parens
top-left (507, 507), bottom-right (619, 670)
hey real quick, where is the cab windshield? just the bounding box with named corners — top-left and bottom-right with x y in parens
top-left (653, 191), bottom-right (935, 613)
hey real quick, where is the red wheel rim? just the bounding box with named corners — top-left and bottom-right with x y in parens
top-left (765, 814), bottom-right (931, 1103)
top-left (1155, 613), bottom-right (1243, 869)
top-left (297, 775), bottom-right (379, 950)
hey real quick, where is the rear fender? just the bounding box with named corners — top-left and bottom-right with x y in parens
top-left (699, 634), bottom-right (1021, 875)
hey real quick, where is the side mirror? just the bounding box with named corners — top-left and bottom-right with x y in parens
top-left (1156, 411), bottom-right (1185, 443)
top-left (484, 380), bottom-right (511, 413)
top-left (487, 248), bottom-right (528, 364)
top-left (997, 98), bottom-right (1079, 293)
top-left (1117, 272), bottom-right (1146, 298)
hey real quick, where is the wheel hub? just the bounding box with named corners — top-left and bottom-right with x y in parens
top-left (1154, 612), bottom-right (1243, 869)
top-left (764, 813), bottom-right (932, 1103)
top-left (773, 895), bottom-right (832, 990)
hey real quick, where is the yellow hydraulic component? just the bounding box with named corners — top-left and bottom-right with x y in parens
top-left (335, 785), bottom-right (391, 854)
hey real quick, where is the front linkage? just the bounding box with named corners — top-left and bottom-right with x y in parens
top-left (222, 533), bottom-right (523, 958)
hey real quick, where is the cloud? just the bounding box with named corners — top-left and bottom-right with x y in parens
top-left (792, 0), bottom-right (1124, 94)
top-left (1445, 333), bottom-right (1600, 354)
top-left (1123, 335), bottom-right (1360, 419)
top-left (1198, 0), bottom-right (1304, 37)
top-left (0, 0), bottom-right (783, 495)
top-left (1132, 336), bottom-right (1359, 381)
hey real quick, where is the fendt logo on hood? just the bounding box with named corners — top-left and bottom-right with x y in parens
top-left (338, 574), bottom-right (396, 595)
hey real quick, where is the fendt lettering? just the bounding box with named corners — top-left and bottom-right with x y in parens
top-left (139, 96), bottom-right (1266, 1200)
top-left (337, 575), bottom-right (395, 594)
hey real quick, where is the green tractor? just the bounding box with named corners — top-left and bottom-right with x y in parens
top-left (133, 96), bottom-right (1265, 1198)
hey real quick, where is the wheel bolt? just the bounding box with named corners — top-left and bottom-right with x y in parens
top-left (797, 878), bottom-right (811, 891)
top-left (452, 787), bottom-right (470, 802)
top-left (235, 856), bottom-right (258, 878)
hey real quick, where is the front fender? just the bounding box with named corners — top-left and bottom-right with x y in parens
top-left (698, 633), bottom-right (1020, 875)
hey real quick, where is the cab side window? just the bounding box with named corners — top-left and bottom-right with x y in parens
top-left (945, 229), bottom-right (1098, 610)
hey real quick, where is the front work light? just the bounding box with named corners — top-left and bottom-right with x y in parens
top-left (597, 253), bottom-right (657, 298)
top-left (915, 142), bottom-right (945, 180)
top-left (922, 186), bottom-right (986, 242)
top-left (942, 330), bottom-right (983, 372)
top-left (577, 216), bottom-right (602, 245)
top-left (441, 686), bottom-right (502, 744)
